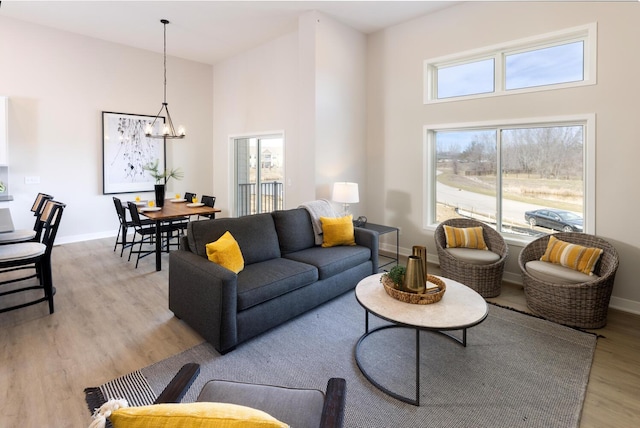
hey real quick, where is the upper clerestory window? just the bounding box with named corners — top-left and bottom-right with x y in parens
top-left (424, 24), bottom-right (597, 103)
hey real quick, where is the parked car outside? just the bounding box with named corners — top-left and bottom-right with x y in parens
top-left (524, 209), bottom-right (583, 233)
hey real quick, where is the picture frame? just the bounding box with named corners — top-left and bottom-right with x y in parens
top-left (102, 111), bottom-right (165, 194)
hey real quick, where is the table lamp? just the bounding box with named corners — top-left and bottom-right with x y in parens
top-left (333, 182), bottom-right (359, 216)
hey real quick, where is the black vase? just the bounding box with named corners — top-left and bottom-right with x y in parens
top-left (154, 184), bottom-right (166, 207)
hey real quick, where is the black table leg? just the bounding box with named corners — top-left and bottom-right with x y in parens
top-left (155, 219), bottom-right (162, 271)
top-left (415, 328), bottom-right (420, 406)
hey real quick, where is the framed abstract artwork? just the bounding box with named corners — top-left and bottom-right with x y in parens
top-left (102, 111), bottom-right (165, 194)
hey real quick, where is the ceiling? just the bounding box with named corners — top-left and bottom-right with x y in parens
top-left (0, 1), bottom-right (458, 65)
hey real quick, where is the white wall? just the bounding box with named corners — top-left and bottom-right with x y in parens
top-left (0, 16), bottom-right (213, 243)
top-left (213, 12), bottom-right (367, 214)
top-left (313, 12), bottom-right (367, 212)
top-left (366, 2), bottom-right (640, 312)
top-left (212, 31), bottom-right (302, 214)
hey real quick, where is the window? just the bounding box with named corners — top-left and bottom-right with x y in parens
top-left (505, 41), bottom-right (584, 90)
top-left (234, 134), bottom-right (284, 216)
top-left (437, 59), bottom-right (494, 99)
top-left (424, 24), bottom-right (596, 102)
top-left (425, 116), bottom-right (595, 239)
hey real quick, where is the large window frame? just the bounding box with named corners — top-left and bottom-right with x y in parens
top-left (423, 115), bottom-right (596, 244)
top-left (424, 23), bottom-right (597, 103)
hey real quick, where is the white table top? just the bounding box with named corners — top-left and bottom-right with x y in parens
top-left (355, 273), bottom-right (488, 330)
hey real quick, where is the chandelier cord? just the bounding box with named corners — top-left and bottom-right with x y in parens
top-left (163, 19), bottom-right (168, 104)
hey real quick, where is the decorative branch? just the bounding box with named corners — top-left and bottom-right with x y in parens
top-left (143, 159), bottom-right (184, 185)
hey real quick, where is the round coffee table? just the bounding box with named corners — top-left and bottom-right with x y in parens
top-left (354, 273), bottom-right (488, 405)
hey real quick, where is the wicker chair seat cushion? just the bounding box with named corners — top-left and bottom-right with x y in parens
top-left (446, 248), bottom-right (501, 266)
top-left (525, 260), bottom-right (599, 284)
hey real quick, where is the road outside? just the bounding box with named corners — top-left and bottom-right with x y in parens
top-left (436, 180), bottom-right (581, 236)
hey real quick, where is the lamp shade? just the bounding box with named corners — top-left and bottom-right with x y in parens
top-left (333, 182), bottom-right (359, 204)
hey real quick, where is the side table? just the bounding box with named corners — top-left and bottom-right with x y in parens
top-left (356, 222), bottom-right (399, 271)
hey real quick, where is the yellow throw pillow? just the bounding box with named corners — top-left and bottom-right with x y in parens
top-left (206, 231), bottom-right (245, 273)
top-left (540, 235), bottom-right (603, 276)
top-left (320, 215), bottom-right (356, 248)
top-left (443, 225), bottom-right (488, 250)
top-left (110, 402), bottom-right (289, 428)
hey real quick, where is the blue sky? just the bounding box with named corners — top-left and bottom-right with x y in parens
top-left (437, 41), bottom-right (584, 98)
top-left (505, 41), bottom-right (583, 89)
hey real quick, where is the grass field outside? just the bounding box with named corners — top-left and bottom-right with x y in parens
top-left (437, 171), bottom-right (583, 213)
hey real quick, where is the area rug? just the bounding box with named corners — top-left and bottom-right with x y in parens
top-left (86, 292), bottom-right (597, 427)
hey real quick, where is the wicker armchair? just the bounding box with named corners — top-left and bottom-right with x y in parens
top-left (434, 218), bottom-right (508, 298)
top-left (518, 232), bottom-right (619, 329)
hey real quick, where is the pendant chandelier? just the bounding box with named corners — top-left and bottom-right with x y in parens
top-left (145, 19), bottom-right (185, 139)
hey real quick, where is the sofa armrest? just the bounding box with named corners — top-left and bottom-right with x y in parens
top-left (354, 227), bottom-right (379, 273)
top-left (169, 248), bottom-right (239, 353)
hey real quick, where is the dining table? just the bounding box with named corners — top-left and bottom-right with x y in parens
top-left (138, 199), bottom-right (221, 271)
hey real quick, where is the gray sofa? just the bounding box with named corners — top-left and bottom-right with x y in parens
top-left (169, 207), bottom-right (379, 354)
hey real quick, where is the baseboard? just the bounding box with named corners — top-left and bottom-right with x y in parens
top-left (502, 271), bottom-right (522, 285)
top-left (56, 230), bottom-right (116, 245)
top-left (609, 296), bottom-right (640, 316)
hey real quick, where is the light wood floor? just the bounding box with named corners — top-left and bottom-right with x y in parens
top-left (0, 238), bottom-right (638, 427)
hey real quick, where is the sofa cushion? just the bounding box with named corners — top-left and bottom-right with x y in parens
top-left (237, 258), bottom-right (318, 311)
top-left (188, 214), bottom-right (280, 265)
top-left (525, 260), bottom-right (599, 284)
top-left (272, 208), bottom-right (315, 254)
top-left (446, 248), bottom-right (500, 265)
top-left (283, 245), bottom-right (371, 280)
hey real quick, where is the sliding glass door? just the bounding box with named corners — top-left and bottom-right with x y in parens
top-left (234, 135), bottom-right (284, 216)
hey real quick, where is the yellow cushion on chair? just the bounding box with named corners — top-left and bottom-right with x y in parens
top-left (206, 231), bottom-right (245, 273)
top-left (320, 215), bottom-right (356, 247)
top-left (540, 235), bottom-right (603, 276)
top-left (443, 225), bottom-right (488, 250)
top-left (109, 402), bottom-right (289, 428)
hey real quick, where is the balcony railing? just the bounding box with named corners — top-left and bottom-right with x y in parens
top-left (237, 181), bottom-right (284, 216)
